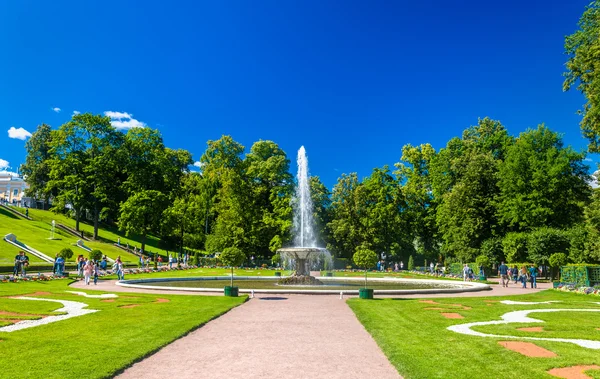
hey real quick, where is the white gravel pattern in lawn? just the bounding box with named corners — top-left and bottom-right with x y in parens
top-left (448, 308), bottom-right (600, 349)
top-left (0, 297), bottom-right (98, 333)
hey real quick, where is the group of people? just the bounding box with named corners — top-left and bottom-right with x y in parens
top-left (75, 255), bottom-right (107, 285)
top-left (498, 261), bottom-right (541, 288)
top-left (13, 251), bottom-right (30, 276)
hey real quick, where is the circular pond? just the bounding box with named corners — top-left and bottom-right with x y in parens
top-left (116, 276), bottom-right (490, 295)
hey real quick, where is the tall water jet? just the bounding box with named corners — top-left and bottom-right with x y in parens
top-left (278, 146), bottom-right (331, 282)
top-left (294, 146), bottom-right (316, 248)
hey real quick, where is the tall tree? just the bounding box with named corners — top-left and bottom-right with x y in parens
top-left (497, 124), bottom-right (590, 231)
top-left (395, 143), bottom-right (439, 262)
top-left (119, 190), bottom-right (169, 254)
top-left (564, 1), bottom-right (600, 152)
top-left (48, 113), bottom-right (122, 237)
top-left (309, 176), bottom-right (332, 247)
top-left (328, 173), bottom-right (363, 259)
top-left (21, 124), bottom-right (54, 207)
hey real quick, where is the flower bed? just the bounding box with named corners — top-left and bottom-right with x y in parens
top-left (555, 283), bottom-right (600, 296)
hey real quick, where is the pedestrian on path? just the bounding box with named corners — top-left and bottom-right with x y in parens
top-left (93, 261), bottom-right (100, 285)
top-left (83, 260), bottom-right (93, 285)
top-left (529, 264), bottom-right (539, 289)
top-left (498, 261), bottom-right (509, 287)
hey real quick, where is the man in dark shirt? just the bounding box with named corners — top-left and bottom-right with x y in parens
top-left (498, 261), bottom-right (509, 287)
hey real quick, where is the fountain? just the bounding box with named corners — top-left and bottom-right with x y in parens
top-left (115, 146), bottom-right (491, 294)
top-left (277, 146), bottom-right (331, 284)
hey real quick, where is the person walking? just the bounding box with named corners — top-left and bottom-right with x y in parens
top-left (498, 261), bottom-right (509, 287)
top-left (528, 264), bottom-right (539, 289)
top-left (56, 255), bottom-right (65, 277)
top-left (462, 264), bottom-right (469, 281)
top-left (83, 260), bottom-right (93, 285)
top-left (93, 261), bottom-right (100, 285)
top-left (520, 266), bottom-right (528, 288)
top-left (158, 255), bottom-right (163, 267)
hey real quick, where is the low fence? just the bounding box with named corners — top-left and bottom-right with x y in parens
top-left (560, 265), bottom-right (600, 287)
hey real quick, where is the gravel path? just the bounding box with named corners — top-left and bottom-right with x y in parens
top-left (115, 294), bottom-right (401, 379)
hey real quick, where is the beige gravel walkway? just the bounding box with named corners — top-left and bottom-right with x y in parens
top-left (115, 294), bottom-right (401, 379)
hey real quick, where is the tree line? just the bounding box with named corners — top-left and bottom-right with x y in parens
top-left (19, 114), bottom-right (600, 267)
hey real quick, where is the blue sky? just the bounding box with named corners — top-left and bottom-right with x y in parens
top-left (0, 0), bottom-right (593, 188)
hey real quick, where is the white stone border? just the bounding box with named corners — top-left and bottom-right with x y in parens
top-left (448, 308), bottom-right (600, 349)
top-left (116, 276), bottom-right (490, 295)
top-left (0, 297), bottom-right (98, 333)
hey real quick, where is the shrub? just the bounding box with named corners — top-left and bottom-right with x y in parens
top-left (220, 247), bottom-right (246, 287)
top-left (89, 249), bottom-right (103, 262)
top-left (353, 247), bottom-right (378, 288)
top-left (408, 255), bottom-right (415, 270)
top-left (271, 253), bottom-right (281, 266)
top-left (58, 248), bottom-right (74, 260)
top-left (475, 255), bottom-right (490, 270)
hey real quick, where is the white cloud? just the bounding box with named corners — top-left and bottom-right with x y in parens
top-left (7, 127), bottom-right (32, 140)
top-left (52, 107), bottom-right (61, 113)
top-left (104, 111), bottom-right (146, 130)
top-left (0, 159), bottom-right (9, 170)
top-left (585, 157), bottom-right (593, 162)
top-left (72, 110), bottom-right (80, 116)
top-left (193, 161), bottom-right (203, 168)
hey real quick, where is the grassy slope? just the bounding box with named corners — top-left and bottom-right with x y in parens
top-left (25, 207), bottom-right (170, 257)
top-left (0, 208), bottom-right (142, 263)
top-left (348, 290), bottom-right (600, 379)
top-left (0, 280), bottom-right (245, 378)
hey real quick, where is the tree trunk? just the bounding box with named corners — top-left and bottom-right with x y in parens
top-left (93, 202), bottom-right (99, 240)
top-left (75, 207), bottom-right (80, 231)
top-left (141, 232), bottom-right (146, 255)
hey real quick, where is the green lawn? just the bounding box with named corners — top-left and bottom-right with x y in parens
top-left (0, 280), bottom-right (245, 378)
top-left (0, 208), bottom-right (140, 263)
top-left (24, 207), bottom-right (172, 258)
top-left (348, 290), bottom-right (600, 379)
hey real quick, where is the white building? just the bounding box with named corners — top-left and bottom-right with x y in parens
top-left (0, 172), bottom-right (29, 204)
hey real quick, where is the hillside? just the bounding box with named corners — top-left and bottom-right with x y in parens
top-left (0, 207), bottom-right (167, 265)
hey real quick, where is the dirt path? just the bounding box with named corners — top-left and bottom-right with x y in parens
top-left (115, 294), bottom-right (401, 379)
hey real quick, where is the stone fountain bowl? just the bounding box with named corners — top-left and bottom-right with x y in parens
top-left (277, 247), bottom-right (326, 259)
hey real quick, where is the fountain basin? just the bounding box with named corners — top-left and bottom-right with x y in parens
top-left (277, 247), bottom-right (325, 260)
top-left (116, 276), bottom-right (490, 295)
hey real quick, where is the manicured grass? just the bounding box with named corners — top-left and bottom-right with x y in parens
top-left (348, 290), bottom-right (600, 379)
top-left (24, 207), bottom-right (171, 258)
top-left (0, 208), bottom-right (139, 263)
top-left (0, 280), bottom-right (245, 378)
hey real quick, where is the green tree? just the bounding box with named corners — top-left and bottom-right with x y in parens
top-left (564, 1), bottom-right (600, 152)
top-left (89, 249), bottom-right (103, 261)
top-left (219, 247), bottom-right (246, 287)
top-left (584, 188), bottom-right (600, 262)
top-left (48, 113), bottom-right (124, 237)
top-left (408, 255), bottom-right (414, 270)
top-left (119, 190), bottom-right (169, 254)
top-left (328, 173), bottom-right (363, 258)
top-left (497, 125), bottom-right (590, 231)
top-left (395, 143), bottom-right (439, 263)
top-left (549, 252), bottom-right (568, 280)
top-left (59, 248), bottom-right (74, 260)
top-left (21, 124), bottom-right (54, 207)
top-left (353, 246), bottom-right (378, 288)
top-left (310, 176), bottom-right (332, 247)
